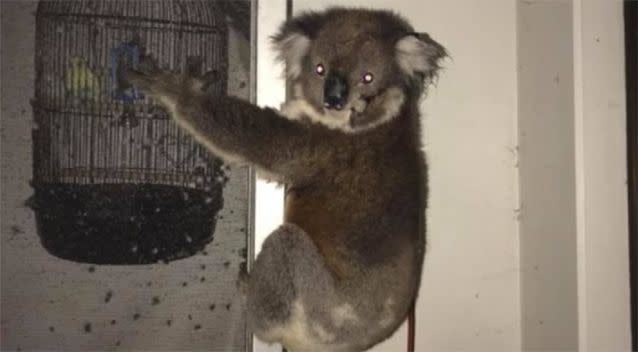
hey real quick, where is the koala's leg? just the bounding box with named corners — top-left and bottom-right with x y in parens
top-left (245, 223), bottom-right (338, 349)
top-left (125, 60), bottom-right (315, 182)
top-left (246, 224), bottom-right (409, 352)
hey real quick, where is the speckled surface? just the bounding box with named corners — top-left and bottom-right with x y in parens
top-left (1, 1), bottom-right (253, 351)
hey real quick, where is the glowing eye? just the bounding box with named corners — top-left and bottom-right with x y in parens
top-left (363, 72), bottom-right (374, 84)
top-left (315, 64), bottom-right (325, 75)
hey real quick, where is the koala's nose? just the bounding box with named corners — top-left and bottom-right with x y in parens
top-left (323, 72), bottom-right (349, 110)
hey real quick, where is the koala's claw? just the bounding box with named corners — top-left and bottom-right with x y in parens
top-left (137, 55), bottom-right (161, 75)
top-left (122, 55), bottom-right (164, 94)
top-left (237, 269), bottom-right (249, 296)
top-left (124, 68), bottom-right (155, 93)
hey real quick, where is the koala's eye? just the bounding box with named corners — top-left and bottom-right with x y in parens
top-left (315, 63), bottom-right (325, 76)
top-left (362, 72), bottom-right (374, 84)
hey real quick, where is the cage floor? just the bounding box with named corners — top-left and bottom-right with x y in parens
top-left (30, 183), bottom-right (223, 264)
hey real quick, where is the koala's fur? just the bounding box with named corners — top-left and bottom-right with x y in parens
top-left (126, 7), bottom-right (446, 352)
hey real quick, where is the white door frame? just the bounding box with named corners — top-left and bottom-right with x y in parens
top-left (573, 0), bottom-right (631, 350)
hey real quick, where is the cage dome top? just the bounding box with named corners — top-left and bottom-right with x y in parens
top-left (37, 0), bottom-right (224, 31)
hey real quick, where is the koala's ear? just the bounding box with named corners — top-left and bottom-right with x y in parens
top-left (271, 11), bottom-right (326, 79)
top-left (395, 32), bottom-right (448, 82)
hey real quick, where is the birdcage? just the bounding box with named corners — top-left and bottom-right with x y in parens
top-left (31, 0), bottom-right (229, 264)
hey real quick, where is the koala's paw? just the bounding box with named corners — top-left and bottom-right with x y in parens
top-left (123, 56), bottom-right (175, 98)
top-left (125, 55), bottom-right (221, 99)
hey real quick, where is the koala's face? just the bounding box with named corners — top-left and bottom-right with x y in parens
top-left (274, 8), bottom-right (447, 133)
top-left (300, 29), bottom-right (399, 127)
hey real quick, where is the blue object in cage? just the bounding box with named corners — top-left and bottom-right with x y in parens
top-left (110, 43), bottom-right (141, 101)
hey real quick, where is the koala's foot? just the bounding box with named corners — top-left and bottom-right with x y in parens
top-left (246, 224), bottom-right (346, 350)
top-left (246, 224), bottom-right (409, 352)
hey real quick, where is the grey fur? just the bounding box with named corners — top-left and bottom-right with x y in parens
top-left (126, 7), bottom-right (446, 352)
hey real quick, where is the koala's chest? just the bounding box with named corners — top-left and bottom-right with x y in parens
top-left (284, 185), bottom-right (363, 276)
top-left (283, 173), bottom-right (384, 230)
top-left (283, 178), bottom-right (392, 276)
top-left (284, 187), bottom-right (349, 237)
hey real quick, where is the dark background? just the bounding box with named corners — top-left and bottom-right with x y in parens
top-left (624, 1), bottom-right (637, 350)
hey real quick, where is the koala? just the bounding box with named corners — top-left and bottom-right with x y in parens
top-left (126, 7), bottom-right (446, 352)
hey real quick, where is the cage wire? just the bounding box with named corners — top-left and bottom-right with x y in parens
top-left (31, 0), bottom-right (232, 264)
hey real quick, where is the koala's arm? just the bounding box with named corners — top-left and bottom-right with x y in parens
top-left (125, 63), bottom-right (313, 181)
top-left (171, 93), bottom-right (310, 179)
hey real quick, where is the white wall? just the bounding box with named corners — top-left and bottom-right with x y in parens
top-left (405, 1), bottom-right (522, 350)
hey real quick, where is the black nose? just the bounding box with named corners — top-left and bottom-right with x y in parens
top-left (323, 72), bottom-right (348, 110)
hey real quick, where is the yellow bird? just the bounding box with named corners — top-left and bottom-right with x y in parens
top-left (64, 57), bottom-right (102, 106)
